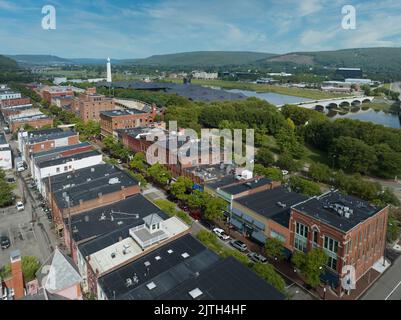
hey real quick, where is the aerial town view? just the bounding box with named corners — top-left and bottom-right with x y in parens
top-left (0, 0), bottom-right (401, 313)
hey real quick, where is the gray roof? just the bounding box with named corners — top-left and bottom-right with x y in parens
top-left (100, 109), bottom-right (147, 117)
top-left (0, 132), bottom-right (7, 145)
top-left (143, 214), bottom-right (164, 226)
top-left (44, 163), bottom-right (119, 194)
top-left (53, 170), bottom-right (138, 209)
top-left (72, 194), bottom-right (168, 244)
top-left (36, 150), bottom-right (100, 169)
top-left (292, 190), bottom-right (384, 232)
top-left (158, 257), bottom-right (285, 300)
top-left (27, 130), bottom-right (76, 144)
top-left (36, 248), bottom-right (81, 294)
top-left (235, 186), bottom-right (308, 227)
top-left (32, 142), bottom-right (90, 159)
top-left (97, 234), bottom-right (220, 300)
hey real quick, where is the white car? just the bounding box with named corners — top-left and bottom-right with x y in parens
top-left (16, 202), bottom-right (25, 211)
top-left (213, 228), bottom-right (230, 241)
top-left (17, 166), bottom-right (26, 172)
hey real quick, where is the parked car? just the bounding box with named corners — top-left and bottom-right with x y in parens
top-left (200, 219), bottom-right (214, 230)
top-left (6, 177), bottom-right (15, 183)
top-left (248, 252), bottom-right (268, 263)
top-left (213, 228), bottom-right (230, 241)
top-left (230, 240), bottom-right (248, 252)
top-left (1, 236), bottom-right (11, 249)
top-left (16, 201), bottom-right (25, 211)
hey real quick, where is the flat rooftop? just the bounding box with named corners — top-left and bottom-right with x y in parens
top-left (0, 132), bottom-right (7, 145)
top-left (235, 186), bottom-right (308, 227)
top-left (187, 164), bottom-right (236, 184)
top-left (97, 234), bottom-right (220, 300)
top-left (32, 142), bottom-right (91, 159)
top-left (44, 163), bottom-right (119, 194)
top-left (100, 109), bottom-right (147, 117)
top-left (70, 194), bottom-right (168, 244)
top-left (26, 130), bottom-right (76, 144)
top-left (53, 170), bottom-right (138, 209)
top-left (292, 190), bottom-right (384, 232)
top-left (158, 256), bottom-right (285, 300)
top-left (218, 178), bottom-right (272, 196)
top-left (36, 150), bottom-right (101, 169)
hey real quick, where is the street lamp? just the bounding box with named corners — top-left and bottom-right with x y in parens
top-left (323, 287), bottom-right (327, 300)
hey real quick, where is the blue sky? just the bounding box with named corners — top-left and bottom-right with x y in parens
top-left (1, 0), bottom-right (401, 58)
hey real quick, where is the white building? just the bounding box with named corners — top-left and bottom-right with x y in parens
top-left (33, 150), bottom-right (103, 193)
top-left (0, 90), bottom-right (21, 101)
top-left (53, 77), bottom-right (68, 85)
top-left (0, 133), bottom-right (12, 170)
top-left (191, 71), bottom-right (218, 80)
top-left (344, 78), bottom-right (373, 85)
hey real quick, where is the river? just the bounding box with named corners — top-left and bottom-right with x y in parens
top-left (225, 88), bottom-right (401, 129)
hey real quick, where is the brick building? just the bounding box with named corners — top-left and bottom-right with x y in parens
top-left (290, 190), bottom-right (388, 295)
top-left (9, 115), bottom-right (53, 133)
top-left (41, 86), bottom-right (74, 104)
top-left (75, 88), bottom-right (115, 122)
top-left (0, 97), bottom-right (31, 108)
top-left (48, 169), bottom-right (140, 234)
top-left (99, 107), bottom-right (157, 137)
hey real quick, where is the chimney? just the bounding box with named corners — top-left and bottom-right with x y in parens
top-left (10, 250), bottom-right (24, 299)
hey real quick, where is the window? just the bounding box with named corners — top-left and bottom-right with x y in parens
top-left (327, 256), bottom-right (338, 270)
top-left (56, 167), bottom-right (60, 173)
top-left (294, 222), bottom-right (308, 252)
top-left (323, 236), bottom-right (338, 254)
top-left (271, 230), bottom-right (286, 243)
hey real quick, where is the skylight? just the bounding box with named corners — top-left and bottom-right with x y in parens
top-left (189, 288), bottom-right (203, 299)
top-left (155, 256), bottom-right (162, 261)
top-left (181, 252), bottom-right (190, 259)
top-left (167, 249), bottom-right (173, 254)
top-left (144, 261), bottom-right (151, 267)
top-left (146, 282), bottom-right (156, 290)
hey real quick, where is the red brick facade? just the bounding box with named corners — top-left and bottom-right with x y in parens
top-left (0, 97), bottom-right (31, 108)
top-left (10, 117), bottom-right (54, 133)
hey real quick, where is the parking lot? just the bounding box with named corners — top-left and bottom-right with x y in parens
top-left (0, 139), bottom-right (59, 268)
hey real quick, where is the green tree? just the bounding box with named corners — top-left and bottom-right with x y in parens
top-left (289, 176), bottom-right (321, 196)
top-left (308, 162), bottom-right (332, 183)
top-left (276, 152), bottom-right (301, 172)
top-left (263, 167), bottom-right (284, 181)
top-left (0, 169), bottom-right (14, 207)
top-left (129, 152), bottom-right (147, 173)
top-left (252, 263), bottom-right (286, 294)
top-left (170, 176), bottom-right (193, 201)
top-left (0, 256), bottom-right (40, 283)
top-left (204, 196), bottom-right (227, 221)
top-left (255, 147), bottom-right (275, 167)
top-left (147, 163), bottom-right (171, 186)
top-left (265, 238), bottom-right (285, 261)
top-left (292, 249), bottom-right (328, 288)
top-left (275, 127), bottom-right (305, 159)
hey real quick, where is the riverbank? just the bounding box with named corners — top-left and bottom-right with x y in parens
top-left (166, 78), bottom-right (346, 100)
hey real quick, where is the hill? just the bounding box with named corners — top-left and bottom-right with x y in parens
top-left (131, 51), bottom-right (276, 67)
top-left (0, 55), bottom-right (18, 70)
top-left (8, 55), bottom-right (72, 66)
top-left (260, 47), bottom-right (401, 78)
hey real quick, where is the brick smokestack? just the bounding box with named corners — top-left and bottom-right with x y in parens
top-left (10, 250), bottom-right (24, 299)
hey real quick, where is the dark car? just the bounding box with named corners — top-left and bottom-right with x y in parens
top-left (230, 240), bottom-right (248, 252)
top-left (200, 219), bottom-right (214, 230)
top-left (1, 236), bottom-right (11, 249)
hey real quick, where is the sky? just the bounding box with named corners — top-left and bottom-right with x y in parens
top-left (1, 0), bottom-right (401, 59)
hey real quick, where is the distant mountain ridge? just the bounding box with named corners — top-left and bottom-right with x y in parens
top-left (5, 48), bottom-right (401, 78)
top-left (0, 55), bottom-right (19, 70)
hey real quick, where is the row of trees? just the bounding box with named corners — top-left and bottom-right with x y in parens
top-left (0, 169), bottom-right (14, 208)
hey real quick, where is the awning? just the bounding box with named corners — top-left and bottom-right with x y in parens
top-left (251, 230), bottom-right (267, 244)
top-left (320, 269), bottom-right (339, 288)
top-left (229, 218), bottom-right (243, 231)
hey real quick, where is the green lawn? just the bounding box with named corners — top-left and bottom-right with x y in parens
top-left (167, 78), bottom-right (348, 100)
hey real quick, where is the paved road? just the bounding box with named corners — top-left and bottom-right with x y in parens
top-left (362, 256), bottom-right (401, 300)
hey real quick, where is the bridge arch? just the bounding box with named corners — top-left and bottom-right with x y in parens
top-left (351, 100), bottom-right (361, 105)
top-left (339, 101), bottom-right (351, 107)
top-left (315, 105), bottom-right (325, 112)
top-left (362, 98), bottom-right (372, 103)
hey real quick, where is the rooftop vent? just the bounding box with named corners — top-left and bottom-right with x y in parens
top-left (111, 252), bottom-right (116, 259)
top-left (167, 249), bottom-right (173, 254)
top-left (277, 202), bottom-right (287, 208)
top-left (84, 215), bottom-right (89, 222)
top-left (189, 288), bottom-right (203, 299)
top-left (155, 256), bottom-right (162, 261)
top-left (146, 282), bottom-right (156, 290)
top-left (144, 261), bottom-right (151, 267)
top-left (108, 177), bottom-right (120, 185)
top-left (126, 278), bottom-right (133, 287)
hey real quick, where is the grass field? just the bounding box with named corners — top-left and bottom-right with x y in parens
top-left (167, 78), bottom-right (347, 100)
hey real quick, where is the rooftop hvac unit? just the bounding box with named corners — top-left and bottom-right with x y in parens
top-left (126, 278), bottom-right (133, 287)
top-left (108, 177), bottom-right (120, 185)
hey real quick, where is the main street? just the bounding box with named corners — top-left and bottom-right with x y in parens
top-left (362, 255), bottom-right (401, 300)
